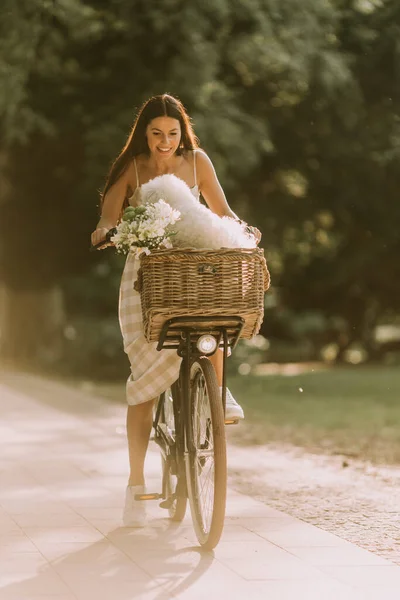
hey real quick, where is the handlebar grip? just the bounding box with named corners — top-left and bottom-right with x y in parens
top-left (90, 227), bottom-right (117, 252)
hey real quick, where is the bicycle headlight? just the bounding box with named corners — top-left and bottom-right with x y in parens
top-left (196, 334), bottom-right (218, 355)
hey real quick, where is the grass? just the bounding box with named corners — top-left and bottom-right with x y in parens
top-left (90, 364), bottom-right (400, 465)
top-left (227, 365), bottom-right (400, 464)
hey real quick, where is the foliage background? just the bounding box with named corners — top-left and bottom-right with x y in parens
top-left (1, 0), bottom-right (399, 376)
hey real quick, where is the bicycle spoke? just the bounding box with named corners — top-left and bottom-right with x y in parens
top-left (191, 373), bottom-right (217, 533)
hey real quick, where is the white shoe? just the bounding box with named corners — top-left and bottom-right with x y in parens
top-left (220, 387), bottom-right (244, 420)
top-left (122, 485), bottom-right (146, 527)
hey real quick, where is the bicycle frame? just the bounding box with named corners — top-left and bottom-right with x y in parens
top-left (152, 316), bottom-right (244, 506)
top-left (152, 382), bottom-right (187, 507)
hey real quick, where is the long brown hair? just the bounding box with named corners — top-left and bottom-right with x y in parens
top-left (100, 94), bottom-right (199, 211)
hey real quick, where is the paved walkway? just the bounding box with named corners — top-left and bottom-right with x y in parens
top-left (1, 371), bottom-right (400, 600)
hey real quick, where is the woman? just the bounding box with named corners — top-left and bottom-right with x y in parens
top-left (91, 94), bottom-right (260, 527)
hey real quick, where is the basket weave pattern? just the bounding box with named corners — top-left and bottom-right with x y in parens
top-left (134, 248), bottom-right (271, 342)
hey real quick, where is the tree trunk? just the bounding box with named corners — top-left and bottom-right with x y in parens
top-left (0, 284), bottom-right (65, 367)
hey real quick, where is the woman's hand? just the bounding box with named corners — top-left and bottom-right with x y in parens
top-left (239, 221), bottom-right (262, 245)
top-left (248, 226), bottom-right (262, 245)
top-left (91, 227), bottom-right (111, 249)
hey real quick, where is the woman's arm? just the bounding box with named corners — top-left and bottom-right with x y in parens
top-left (195, 150), bottom-right (238, 219)
top-left (196, 150), bottom-right (262, 244)
top-left (97, 161), bottom-right (137, 228)
top-left (91, 161), bottom-right (136, 246)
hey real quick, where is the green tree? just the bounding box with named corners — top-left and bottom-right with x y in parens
top-left (257, 0), bottom-right (400, 357)
top-left (1, 0), bottom-right (399, 366)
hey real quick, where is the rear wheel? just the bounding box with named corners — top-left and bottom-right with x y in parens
top-left (185, 357), bottom-right (227, 550)
top-left (159, 386), bottom-right (187, 522)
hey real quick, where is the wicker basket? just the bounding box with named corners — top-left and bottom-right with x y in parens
top-left (134, 247), bottom-right (271, 343)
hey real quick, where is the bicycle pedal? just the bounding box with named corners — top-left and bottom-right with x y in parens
top-left (134, 493), bottom-right (162, 501)
top-left (159, 496), bottom-right (175, 509)
top-left (225, 418), bottom-right (239, 425)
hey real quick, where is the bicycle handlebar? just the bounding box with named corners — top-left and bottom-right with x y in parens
top-left (90, 227), bottom-right (117, 252)
top-left (90, 223), bottom-right (259, 252)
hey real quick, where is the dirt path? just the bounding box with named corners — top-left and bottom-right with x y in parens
top-left (227, 437), bottom-right (400, 566)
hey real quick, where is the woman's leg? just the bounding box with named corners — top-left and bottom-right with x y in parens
top-left (126, 398), bottom-right (156, 486)
top-left (209, 349), bottom-right (223, 386)
top-left (209, 348), bottom-right (244, 419)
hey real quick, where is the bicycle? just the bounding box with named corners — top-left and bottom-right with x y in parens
top-left (139, 315), bottom-right (244, 550)
top-left (91, 233), bottom-right (268, 551)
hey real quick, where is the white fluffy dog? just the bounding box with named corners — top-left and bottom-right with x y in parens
top-left (140, 174), bottom-right (256, 249)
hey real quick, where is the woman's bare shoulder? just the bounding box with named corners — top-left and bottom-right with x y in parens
top-left (195, 149), bottom-right (216, 178)
top-left (194, 148), bottom-right (209, 160)
top-left (125, 156), bottom-right (142, 188)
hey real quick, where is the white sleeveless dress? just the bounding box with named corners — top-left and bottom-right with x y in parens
top-left (118, 154), bottom-right (200, 405)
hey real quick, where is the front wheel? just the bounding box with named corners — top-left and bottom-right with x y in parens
top-left (185, 357), bottom-right (227, 550)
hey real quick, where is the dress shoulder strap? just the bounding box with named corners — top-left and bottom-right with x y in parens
top-left (193, 150), bottom-right (197, 187)
top-left (133, 157), bottom-right (139, 189)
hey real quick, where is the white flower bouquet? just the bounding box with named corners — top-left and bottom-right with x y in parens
top-left (111, 200), bottom-right (181, 256)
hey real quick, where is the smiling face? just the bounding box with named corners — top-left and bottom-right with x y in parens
top-left (145, 116), bottom-right (182, 159)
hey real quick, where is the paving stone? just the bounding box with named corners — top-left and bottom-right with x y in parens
top-left (1, 371), bottom-right (400, 600)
